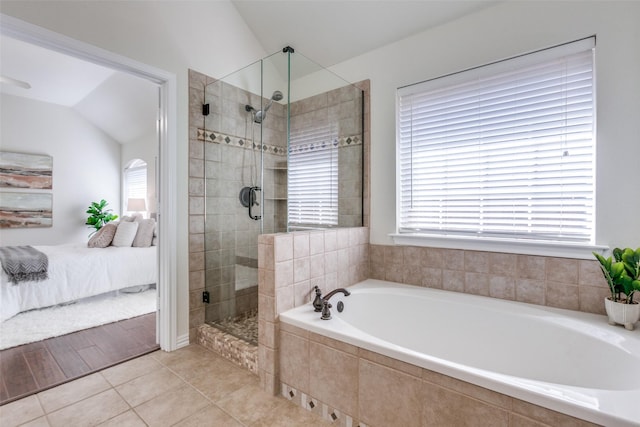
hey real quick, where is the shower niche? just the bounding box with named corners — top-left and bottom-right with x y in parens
top-left (199, 47), bottom-right (364, 345)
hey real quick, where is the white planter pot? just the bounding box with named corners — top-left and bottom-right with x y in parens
top-left (604, 297), bottom-right (640, 330)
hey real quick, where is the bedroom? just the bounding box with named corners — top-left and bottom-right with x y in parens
top-left (0, 34), bottom-right (160, 402)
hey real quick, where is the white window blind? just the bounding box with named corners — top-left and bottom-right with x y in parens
top-left (125, 159), bottom-right (147, 208)
top-left (288, 125), bottom-right (338, 227)
top-left (397, 38), bottom-right (595, 243)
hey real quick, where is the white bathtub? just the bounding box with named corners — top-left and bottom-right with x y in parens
top-left (280, 279), bottom-right (640, 427)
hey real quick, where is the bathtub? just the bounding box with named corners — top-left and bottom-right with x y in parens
top-left (280, 279), bottom-right (640, 427)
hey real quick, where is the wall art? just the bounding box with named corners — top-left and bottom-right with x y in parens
top-left (0, 191), bottom-right (53, 228)
top-left (0, 151), bottom-right (53, 189)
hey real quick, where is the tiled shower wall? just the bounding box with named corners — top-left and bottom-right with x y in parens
top-left (290, 85), bottom-right (364, 228)
top-left (257, 227), bottom-right (370, 394)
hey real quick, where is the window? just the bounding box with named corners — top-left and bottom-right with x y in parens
top-left (288, 124), bottom-right (338, 228)
top-left (397, 38), bottom-right (595, 244)
top-left (124, 159), bottom-right (147, 215)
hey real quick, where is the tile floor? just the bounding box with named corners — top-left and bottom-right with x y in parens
top-left (0, 344), bottom-right (331, 427)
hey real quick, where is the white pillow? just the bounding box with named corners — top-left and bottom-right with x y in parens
top-left (132, 219), bottom-right (155, 247)
top-left (112, 221), bottom-right (139, 247)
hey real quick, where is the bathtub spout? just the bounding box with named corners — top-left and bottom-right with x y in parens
top-left (323, 288), bottom-right (351, 301)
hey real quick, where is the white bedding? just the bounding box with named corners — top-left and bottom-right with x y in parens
top-left (1, 243), bottom-right (157, 322)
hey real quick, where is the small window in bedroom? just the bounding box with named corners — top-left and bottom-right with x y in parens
top-left (396, 37), bottom-right (595, 244)
top-left (124, 159), bottom-right (147, 217)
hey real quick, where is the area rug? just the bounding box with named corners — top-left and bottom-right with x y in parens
top-left (0, 288), bottom-right (156, 350)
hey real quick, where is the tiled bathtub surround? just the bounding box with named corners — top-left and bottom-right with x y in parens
top-left (278, 323), bottom-right (599, 427)
top-left (257, 227), bottom-right (370, 395)
top-left (369, 244), bottom-right (610, 315)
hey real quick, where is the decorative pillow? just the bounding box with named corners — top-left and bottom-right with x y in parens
top-left (112, 221), bottom-right (139, 247)
top-left (87, 223), bottom-right (118, 248)
top-left (120, 215), bottom-right (135, 222)
top-left (132, 219), bottom-right (155, 247)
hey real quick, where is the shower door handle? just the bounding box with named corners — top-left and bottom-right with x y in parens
top-left (248, 186), bottom-right (261, 220)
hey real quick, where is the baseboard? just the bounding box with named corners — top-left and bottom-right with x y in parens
top-left (176, 333), bottom-right (190, 349)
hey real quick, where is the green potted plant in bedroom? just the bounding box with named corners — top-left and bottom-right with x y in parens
top-left (593, 247), bottom-right (640, 330)
top-left (85, 199), bottom-right (118, 235)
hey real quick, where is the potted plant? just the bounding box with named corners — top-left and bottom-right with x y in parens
top-left (593, 247), bottom-right (640, 330)
top-left (86, 199), bottom-right (118, 235)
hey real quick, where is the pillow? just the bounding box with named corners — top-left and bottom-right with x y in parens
top-left (112, 221), bottom-right (139, 247)
top-left (87, 223), bottom-right (118, 248)
top-left (132, 219), bottom-right (155, 247)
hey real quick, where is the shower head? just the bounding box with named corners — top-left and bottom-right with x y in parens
top-left (254, 90), bottom-right (283, 123)
top-left (270, 90), bottom-right (283, 102)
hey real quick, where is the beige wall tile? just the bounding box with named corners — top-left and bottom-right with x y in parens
top-left (279, 331), bottom-right (310, 393)
top-left (403, 246), bottom-right (424, 267)
top-left (359, 349), bottom-right (422, 378)
top-left (324, 251), bottom-right (338, 274)
top-left (309, 342), bottom-right (359, 416)
top-left (258, 268), bottom-right (275, 296)
top-left (489, 253), bottom-right (517, 277)
top-left (465, 251), bottom-right (490, 273)
top-left (309, 332), bottom-right (358, 356)
top-left (324, 230), bottom-right (337, 252)
top-left (518, 255), bottom-right (546, 280)
top-left (511, 398), bottom-right (600, 426)
top-left (422, 267), bottom-right (443, 288)
top-left (547, 257), bottom-right (578, 284)
top-left (309, 254), bottom-right (325, 279)
top-left (294, 233), bottom-right (310, 258)
top-left (465, 272), bottom-right (490, 296)
top-left (403, 265), bottom-right (424, 286)
top-left (442, 269), bottom-right (465, 292)
top-left (443, 248), bottom-right (465, 270)
top-left (359, 359), bottom-right (422, 427)
top-left (579, 285), bottom-right (608, 315)
top-left (275, 260), bottom-right (293, 288)
top-left (578, 259), bottom-right (606, 287)
top-left (259, 320), bottom-right (278, 349)
top-left (421, 369), bottom-right (512, 410)
top-left (336, 229), bottom-right (351, 249)
top-left (189, 270), bottom-right (205, 290)
top-left (385, 263), bottom-right (404, 283)
top-left (275, 234), bottom-right (293, 262)
top-left (309, 232), bottom-right (325, 255)
top-left (275, 285), bottom-right (295, 314)
top-left (422, 382), bottom-right (509, 427)
top-left (489, 276), bottom-right (516, 300)
top-left (422, 247), bottom-right (444, 268)
top-left (546, 282), bottom-right (580, 310)
top-left (258, 294), bottom-right (276, 321)
top-left (384, 245), bottom-right (404, 265)
top-left (516, 279), bottom-right (546, 305)
top-left (294, 257), bottom-right (310, 283)
top-left (294, 280), bottom-right (313, 307)
top-left (258, 243), bottom-right (274, 270)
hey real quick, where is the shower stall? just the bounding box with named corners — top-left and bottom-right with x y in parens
top-left (200, 47), bottom-right (364, 345)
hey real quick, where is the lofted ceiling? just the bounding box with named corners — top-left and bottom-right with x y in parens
top-left (0, 1), bottom-right (498, 145)
top-left (231, 0), bottom-right (500, 67)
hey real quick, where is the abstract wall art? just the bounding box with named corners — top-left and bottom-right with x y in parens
top-left (0, 191), bottom-right (53, 228)
top-left (0, 151), bottom-right (53, 190)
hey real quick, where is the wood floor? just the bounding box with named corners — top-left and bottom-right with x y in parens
top-left (0, 312), bottom-right (158, 405)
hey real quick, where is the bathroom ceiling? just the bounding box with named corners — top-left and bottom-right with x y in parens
top-left (231, 0), bottom-right (501, 67)
top-left (0, 1), bottom-right (499, 145)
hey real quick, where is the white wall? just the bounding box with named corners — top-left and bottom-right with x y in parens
top-left (0, 94), bottom-right (120, 246)
top-left (331, 1), bottom-right (640, 250)
top-left (0, 0), bottom-right (266, 341)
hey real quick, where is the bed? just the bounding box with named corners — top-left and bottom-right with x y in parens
top-left (1, 243), bottom-right (157, 322)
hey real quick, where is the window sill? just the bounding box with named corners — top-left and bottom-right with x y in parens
top-left (389, 233), bottom-right (608, 260)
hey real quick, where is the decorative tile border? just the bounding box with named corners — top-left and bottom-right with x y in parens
top-left (289, 135), bottom-right (362, 154)
top-left (281, 383), bottom-right (367, 427)
top-left (197, 128), bottom-right (362, 157)
top-left (197, 128), bottom-right (287, 156)
top-left (196, 323), bottom-right (258, 374)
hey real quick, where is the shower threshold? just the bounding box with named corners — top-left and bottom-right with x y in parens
top-left (209, 309), bottom-right (258, 346)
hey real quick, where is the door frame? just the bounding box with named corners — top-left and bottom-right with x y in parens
top-left (0, 13), bottom-right (180, 351)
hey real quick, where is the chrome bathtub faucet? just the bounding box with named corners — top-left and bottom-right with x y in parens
top-left (320, 288), bottom-right (351, 320)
